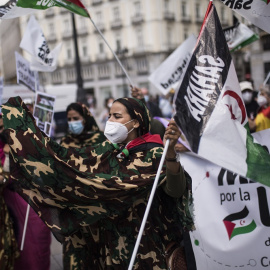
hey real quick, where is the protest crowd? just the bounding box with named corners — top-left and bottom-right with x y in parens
top-left (1, 1), bottom-right (270, 270)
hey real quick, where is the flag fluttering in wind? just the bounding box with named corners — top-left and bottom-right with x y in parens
top-left (219, 0), bottom-right (270, 34)
top-left (20, 15), bottom-right (62, 72)
top-left (0, 0), bottom-right (89, 19)
top-left (173, 1), bottom-right (270, 187)
top-left (223, 20), bottom-right (259, 52)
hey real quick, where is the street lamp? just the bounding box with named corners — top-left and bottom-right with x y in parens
top-left (71, 13), bottom-right (85, 103)
top-left (116, 47), bottom-right (129, 97)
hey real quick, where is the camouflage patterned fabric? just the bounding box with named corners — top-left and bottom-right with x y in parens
top-left (0, 182), bottom-right (19, 269)
top-left (60, 102), bottom-right (105, 148)
top-left (2, 96), bottom-right (194, 270)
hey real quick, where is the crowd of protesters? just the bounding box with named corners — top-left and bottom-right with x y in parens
top-left (0, 79), bottom-right (269, 270)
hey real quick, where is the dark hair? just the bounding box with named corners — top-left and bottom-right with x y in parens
top-left (66, 103), bottom-right (84, 117)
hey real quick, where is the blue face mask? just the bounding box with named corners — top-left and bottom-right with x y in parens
top-left (68, 120), bottom-right (84, 135)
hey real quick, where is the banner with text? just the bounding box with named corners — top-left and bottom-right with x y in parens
top-left (148, 35), bottom-right (196, 96)
top-left (181, 129), bottom-right (270, 270)
top-left (219, 0), bottom-right (270, 34)
top-left (15, 52), bottom-right (39, 92)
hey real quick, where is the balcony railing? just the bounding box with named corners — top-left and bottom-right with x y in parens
top-left (110, 19), bottom-right (123, 30)
top-left (131, 14), bottom-right (144, 25)
top-left (163, 11), bottom-right (175, 21)
top-left (92, 0), bottom-right (102, 5)
top-left (77, 27), bottom-right (88, 36)
top-left (62, 30), bottom-right (73, 40)
top-left (181, 15), bottom-right (191, 23)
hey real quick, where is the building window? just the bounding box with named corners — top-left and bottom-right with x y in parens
top-left (136, 28), bottom-right (144, 47)
top-left (49, 22), bottom-right (54, 35)
top-left (136, 57), bottom-right (148, 74)
top-left (262, 35), bottom-right (270, 51)
top-left (116, 39), bottom-right (121, 51)
top-left (96, 11), bottom-right (103, 23)
top-left (184, 27), bottom-right (188, 40)
top-left (80, 17), bottom-right (86, 28)
top-left (181, 2), bottom-right (187, 17)
top-left (113, 7), bottom-right (120, 20)
top-left (195, 3), bottom-right (200, 18)
top-left (98, 64), bottom-right (110, 78)
top-left (63, 19), bottom-right (70, 31)
top-left (164, 0), bottom-right (169, 11)
top-left (82, 44), bottom-right (88, 57)
top-left (167, 26), bottom-right (172, 45)
top-left (134, 1), bottom-right (141, 15)
top-left (99, 41), bottom-right (104, 53)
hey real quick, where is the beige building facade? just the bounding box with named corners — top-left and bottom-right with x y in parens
top-left (15, 0), bottom-right (234, 112)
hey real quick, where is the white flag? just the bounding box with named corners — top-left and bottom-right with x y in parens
top-left (224, 22), bottom-right (259, 52)
top-left (148, 35), bottom-right (196, 96)
top-left (219, 0), bottom-right (270, 34)
top-left (20, 15), bottom-right (62, 72)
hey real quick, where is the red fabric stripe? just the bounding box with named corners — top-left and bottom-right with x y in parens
top-left (126, 133), bottom-right (163, 150)
top-left (66, 0), bottom-right (85, 8)
top-left (262, 107), bottom-right (270, 118)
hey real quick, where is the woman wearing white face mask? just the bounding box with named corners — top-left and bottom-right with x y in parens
top-left (249, 85), bottom-right (270, 132)
top-left (1, 95), bottom-right (194, 269)
top-left (240, 81), bottom-right (259, 121)
top-left (60, 102), bottom-right (105, 148)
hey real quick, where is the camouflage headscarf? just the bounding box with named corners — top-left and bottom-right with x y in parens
top-left (114, 98), bottom-right (151, 136)
top-left (60, 102), bottom-right (105, 148)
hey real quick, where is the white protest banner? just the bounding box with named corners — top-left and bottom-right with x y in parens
top-left (20, 15), bottom-right (62, 72)
top-left (219, 0), bottom-right (270, 34)
top-left (148, 35), bottom-right (196, 96)
top-left (15, 52), bottom-right (39, 92)
top-left (33, 92), bottom-right (56, 137)
top-left (180, 129), bottom-right (270, 270)
top-left (223, 22), bottom-right (259, 52)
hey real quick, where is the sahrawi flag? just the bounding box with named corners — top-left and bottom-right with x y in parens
top-left (223, 20), bottom-right (259, 52)
top-left (173, 1), bottom-right (270, 187)
top-left (219, 0), bottom-right (270, 34)
top-left (20, 15), bottom-right (62, 72)
top-left (0, 0), bottom-right (89, 19)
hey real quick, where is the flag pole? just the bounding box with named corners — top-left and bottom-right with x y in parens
top-left (20, 204), bottom-right (30, 250)
top-left (21, 74), bottom-right (38, 251)
top-left (128, 139), bottom-right (170, 270)
top-left (86, 11), bottom-right (134, 87)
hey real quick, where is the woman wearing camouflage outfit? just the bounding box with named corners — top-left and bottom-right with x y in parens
top-left (2, 94), bottom-right (194, 269)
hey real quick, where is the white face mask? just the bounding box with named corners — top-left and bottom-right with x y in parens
top-left (242, 92), bottom-right (253, 104)
top-left (104, 120), bottom-right (134, 144)
top-left (257, 95), bottom-right (268, 107)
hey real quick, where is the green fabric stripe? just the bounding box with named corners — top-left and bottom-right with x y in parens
top-left (230, 34), bottom-right (259, 52)
top-left (17, 0), bottom-right (89, 17)
top-left (230, 220), bottom-right (256, 240)
top-left (245, 123), bottom-right (270, 186)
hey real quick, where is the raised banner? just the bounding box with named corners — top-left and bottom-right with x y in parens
top-left (20, 15), bottom-right (62, 72)
top-left (148, 35), bottom-right (196, 96)
top-left (219, 0), bottom-right (270, 34)
top-left (15, 52), bottom-right (39, 92)
top-left (181, 129), bottom-right (270, 270)
top-left (33, 92), bottom-right (56, 137)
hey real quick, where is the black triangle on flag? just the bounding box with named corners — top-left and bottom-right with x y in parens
top-left (173, 2), bottom-right (232, 153)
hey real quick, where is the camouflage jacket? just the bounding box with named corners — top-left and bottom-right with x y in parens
top-left (2, 97), bottom-right (193, 269)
